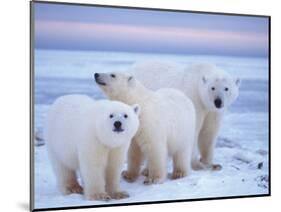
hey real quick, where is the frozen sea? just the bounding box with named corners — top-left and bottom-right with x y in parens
top-left (33, 49), bottom-right (269, 210)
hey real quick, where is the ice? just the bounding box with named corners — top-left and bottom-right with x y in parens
top-left (33, 49), bottom-right (269, 209)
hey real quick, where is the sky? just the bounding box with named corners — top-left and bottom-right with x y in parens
top-left (34, 2), bottom-right (269, 57)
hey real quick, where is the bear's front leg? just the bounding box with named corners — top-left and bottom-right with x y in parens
top-left (172, 148), bottom-right (192, 179)
top-left (198, 112), bottom-right (223, 170)
top-left (122, 139), bottom-right (143, 182)
top-left (191, 136), bottom-right (208, 170)
top-left (47, 149), bottom-right (83, 195)
top-left (143, 139), bottom-right (167, 185)
top-left (106, 146), bottom-right (129, 199)
top-left (78, 144), bottom-right (111, 201)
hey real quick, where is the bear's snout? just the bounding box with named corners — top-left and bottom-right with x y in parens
top-left (94, 73), bottom-right (106, 86)
top-left (113, 121), bottom-right (124, 132)
top-left (94, 73), bottom-right (99, 79)
top-left (214, 98), bottom-right (223, 108)
top-left (114, 121), bottom-right (122, 129)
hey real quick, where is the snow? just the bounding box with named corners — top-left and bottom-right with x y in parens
top-left (33, 49), bottom-right (269, 209)
top-left (34, 142), bottom-right (268, 209)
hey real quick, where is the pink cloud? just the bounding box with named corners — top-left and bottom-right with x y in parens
top-left (35, 20), bottom-right (268, 51)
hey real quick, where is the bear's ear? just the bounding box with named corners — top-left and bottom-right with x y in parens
top-left (128, 75), bottom-right (136, 87)
top-left (235, 78), bottom-right (241, 87)
top-left (202, 76), bottom-right (208, 84)
top-left (132, 104), bottom-right (141, 116)
top-left (128, 76), bottom-right (133, 81)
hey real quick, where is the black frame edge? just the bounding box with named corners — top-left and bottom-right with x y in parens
top-left (267, 16), bottom-right (271, 196)
top-left (30, 1), bottom-right (35, 211)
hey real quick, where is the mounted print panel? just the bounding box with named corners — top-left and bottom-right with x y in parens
top-left (30, 1), bottom-right (270, 211)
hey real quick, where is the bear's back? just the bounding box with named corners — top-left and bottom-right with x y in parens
top-left (132, 61), bottom-right (184, 91)
top-left (156, 88), bottom-right (195, 133)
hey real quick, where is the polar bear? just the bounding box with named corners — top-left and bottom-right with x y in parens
top-left (132, 61), bottom-right (240, 170)
top-left (94, 72), bottom-right (196, 185)
top-left (45, 95), bottom-right (140, 200)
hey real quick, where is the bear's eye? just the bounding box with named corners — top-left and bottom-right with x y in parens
top-left (109, 114), bottom-right (114, 118)
top-left (225, 87), bottom-right (229, 91)
top-left (110, 74), bottom-right (116, 78)
top-left (124, 114), bottom-right (128, 119)
top-left (211, 87), bottom-right (215, 91)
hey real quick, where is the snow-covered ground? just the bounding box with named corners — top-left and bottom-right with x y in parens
top-left (33, 49), bottom-right (269, 209)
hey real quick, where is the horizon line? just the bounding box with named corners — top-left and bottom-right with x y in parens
top-left (34, 47), bottom-right (269, 59)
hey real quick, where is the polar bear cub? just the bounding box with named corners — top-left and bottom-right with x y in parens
top-left (45, 95), bottom-right (140, 200)
top-left (132, 61), bottom-right (240, 170)
top-left (94, 72), bottom-right (196, 185)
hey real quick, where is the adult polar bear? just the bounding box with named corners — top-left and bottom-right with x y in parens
top-left (95, 72), bottom-right (196, 185)
top-left (132, 61), bottom-right (240, 170)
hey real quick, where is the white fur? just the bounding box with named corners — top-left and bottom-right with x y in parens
top-left (45, 95), bottom-right (140, 200)
top-left (95, 72), bottom-right (196, 184)
top-left (132, 61), bottom-right (240, 170)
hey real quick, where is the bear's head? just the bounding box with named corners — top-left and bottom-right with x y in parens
top-left (199, 73), bottom-right (240, 112)
top-left (94, 72), bottom-right (137, 101)
top-left (96, 100), bottom-right (140, 148)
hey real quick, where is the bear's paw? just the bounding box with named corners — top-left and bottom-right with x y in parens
top-left (110, 191), bottom-right (129, 199)
top-left (85, 193), bottom-right (111, 201)
top-left (122, 170), bottom-right (138, 182)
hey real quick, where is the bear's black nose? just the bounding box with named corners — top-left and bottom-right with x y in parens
top-left (214, 98), bottom-right (222, 108)
top-left (94, 73), bottom-right (99, 80)
top-left (114, 121), bottom-right (122, 129)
